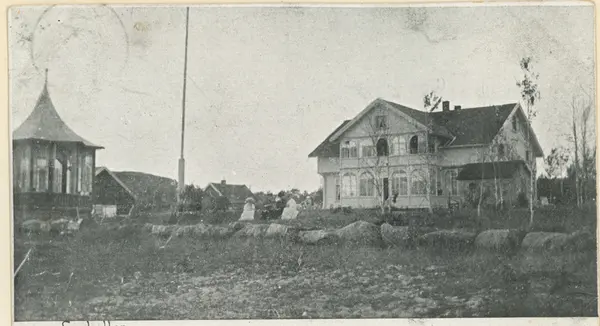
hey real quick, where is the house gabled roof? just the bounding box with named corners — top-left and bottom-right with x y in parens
top-left (308, 120), bottom-right (352, 158)
top-left (457, 160), bottom-right (528, 181)
top-left (12, 70), bottom-right (103, 149)
top-left (204, 182), bottom-right (254, 203)
top-left (430, 103), bottom-right (517, 147)
top-left (308, 99), bottom-right (543, 158)
top-left (95, 166), bottom-right (136, 200)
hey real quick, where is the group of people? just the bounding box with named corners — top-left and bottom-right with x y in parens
top-left (239, 191), bottom-right (301, 221)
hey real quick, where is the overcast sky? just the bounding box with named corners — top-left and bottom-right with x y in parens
top-left (9, 4), bottom-right (595, 192)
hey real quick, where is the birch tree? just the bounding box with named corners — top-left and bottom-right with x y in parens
top-left (516, 56), bottom-right (541, 229)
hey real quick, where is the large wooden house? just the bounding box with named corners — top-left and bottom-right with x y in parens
top-left (12, 70), bottom-right (104, 222)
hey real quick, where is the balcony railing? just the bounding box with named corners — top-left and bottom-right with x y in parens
top-left (13, 192), bottom-right (91, 210)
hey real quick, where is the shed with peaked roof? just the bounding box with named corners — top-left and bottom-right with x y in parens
top-left (93, 167), bottom-right (137, 217)
top-left (12, 69), bottom-right (103, 222)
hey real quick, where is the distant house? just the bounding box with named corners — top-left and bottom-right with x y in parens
top-left (110, 171), bottom-right (177, 213)
top-left (93, 167), bottom-right (136, 217)
top-left (204, 180), bottom-right (254, 210)
top-left (308, 98), bottom-right (544, 210)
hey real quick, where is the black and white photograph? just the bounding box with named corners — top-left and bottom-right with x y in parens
top-left (9, 2), bottom-right (597, 322)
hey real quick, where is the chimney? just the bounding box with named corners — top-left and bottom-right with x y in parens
top-left (221, 180), bottom-right (226, 185)
top-left (454, 105), bottom-right (461, 111)
top-left (442, 101), bottom-right (450, 112)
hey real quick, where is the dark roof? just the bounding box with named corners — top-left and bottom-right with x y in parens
top-left (308, 120), bottom-right (351, 157)
top-left (95, 166), bottom-right (136, 199)
top-left (308, 98), bottom-right (520, 158)
top-left (206, 182), bottom-right (254, 203)
top-left (430, 103), bottom-right (516, 146)
top-left (457, 160), bottom-right (527, 181)
top-left (12, 73), bottom-right (103, 149)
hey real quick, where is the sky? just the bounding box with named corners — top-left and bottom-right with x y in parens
top-left (8, 4), bottom-right (596, 192)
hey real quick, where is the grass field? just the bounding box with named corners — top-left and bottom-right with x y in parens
top-left (13, 205), bottom-right (598, 320)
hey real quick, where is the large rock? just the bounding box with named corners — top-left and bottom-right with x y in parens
top-left (380, 223), bottom-right (413, 247)
top-left (521, 232), bottom-right (570, 252)
top-left (21, 220), bottom-right (50, 233)
top-left (474, 229), bottom-right (522, 252)
top-left (265, 224), bottom-right (289, 238)
top-left (565, 230), bottom-right (596, 252)
top-left (151, 225), bottom-right (176, 237)
top-left (234, 224), bottom-right (270, 238)
top-left (333, 221), bottom-right (382, 246)
top-left (297, 229), bottom-right (338, 245)
top-left (420, 230), bottom-right (477, 250)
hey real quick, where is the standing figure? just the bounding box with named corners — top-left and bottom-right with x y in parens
top-left (239, 197), bottom-right (256, 221)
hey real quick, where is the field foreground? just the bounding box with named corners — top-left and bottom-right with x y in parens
top-left (14, 220), bottom-right (597, 320)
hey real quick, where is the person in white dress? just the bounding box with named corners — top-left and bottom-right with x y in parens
top-left (281, 194), bottom-right (299, 220)
top-left (239, 197), bottom-right (256, 221)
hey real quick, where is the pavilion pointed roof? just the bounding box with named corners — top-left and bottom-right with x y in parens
top-left (12, 69), bottom-right (103, 149)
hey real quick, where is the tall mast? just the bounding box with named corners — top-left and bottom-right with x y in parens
top-left (177, 6), bottom-right (190, 205)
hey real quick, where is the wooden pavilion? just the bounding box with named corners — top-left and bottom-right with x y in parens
top-left (12, 70), bottom-right (104, 222)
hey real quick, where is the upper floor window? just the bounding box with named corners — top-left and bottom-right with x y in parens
top-left (375, 115), bottom-right (387, 130)
top-left (525, 150), bottom-right (530, 161)
top-left (376, 138), bottom-right (389, 156)
top-left (409, 135), bottom-right (419, 154)
top-left (341, 140), bottom-right (358, 158)
top-left (389, 136), bottom-right (406, 156)
top-left (361, 144), bottom-right (376, 157)
top-left (498, 144), bottom-right (505, 158)
top-left (428, 137), bottom-right (436, 153)
top-left (512, 115), bottom-right (518, 132)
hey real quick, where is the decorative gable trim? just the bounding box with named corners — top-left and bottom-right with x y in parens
top-left (328, 98), bottom-right (429, 142)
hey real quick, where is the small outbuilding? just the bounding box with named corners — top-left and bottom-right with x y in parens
top-left (93, 167), bottom-right (136, 217)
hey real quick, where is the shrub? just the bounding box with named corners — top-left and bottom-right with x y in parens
top-left (516, 192), bottom-right (529, 208)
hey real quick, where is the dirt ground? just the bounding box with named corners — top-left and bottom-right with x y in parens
top-left (13, 226), bottom-right (597, 320)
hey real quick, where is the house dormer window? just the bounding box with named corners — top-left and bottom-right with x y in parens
top-left (375, 115), bottom-right (387, 130)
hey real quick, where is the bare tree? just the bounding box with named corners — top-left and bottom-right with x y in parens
top-left (569, 88), bottom-right (594, 206)
top-left (359, 113), bottom-right (392, 214)
top-left (516, 56), bottom-right (541, 229)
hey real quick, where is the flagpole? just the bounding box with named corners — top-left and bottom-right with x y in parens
top-left (177, 6), bottom-right (190, 207)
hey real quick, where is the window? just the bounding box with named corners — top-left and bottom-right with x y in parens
top-left (376, 138), bottom-right (389, 156)
top-left (335, 176), bottom-right (341, 201)
top-left (498, 144), bottom-right (505, 158)
top-left (428, 138), bottom-right (436, 153)
top-left (409, 135), bottom-right (419, 154)
top-left (391, 170), bottom-right (408, 196)
top-left (445, 170), bottom-right (458, 196)
top-left (80, 153), bottom-right (93, 195)
top-left (15, 146), bottom-right (30, 191)
top-left (429, 168), bottom-right (437, 195)
top-left (34, 158), bottom-right (48, 192)
top-left (361, 144), bottom-right (376, 157)
top-left (410, 169), bottom-right (427, 195)
top-left (341, 141), bottom-right (358, 158)
top-left (342, 173), bottom-right (357, 197)
top-left (359, 172), bottom-right (375, 196)
top-left (375, 115), bottom-right (387, 130)
top-left (53, 159), bottom-right (63, 193)
top-left (389, 136), bottom-right (405, 156)
top-left (512, 115), bottom-right (518, 132)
